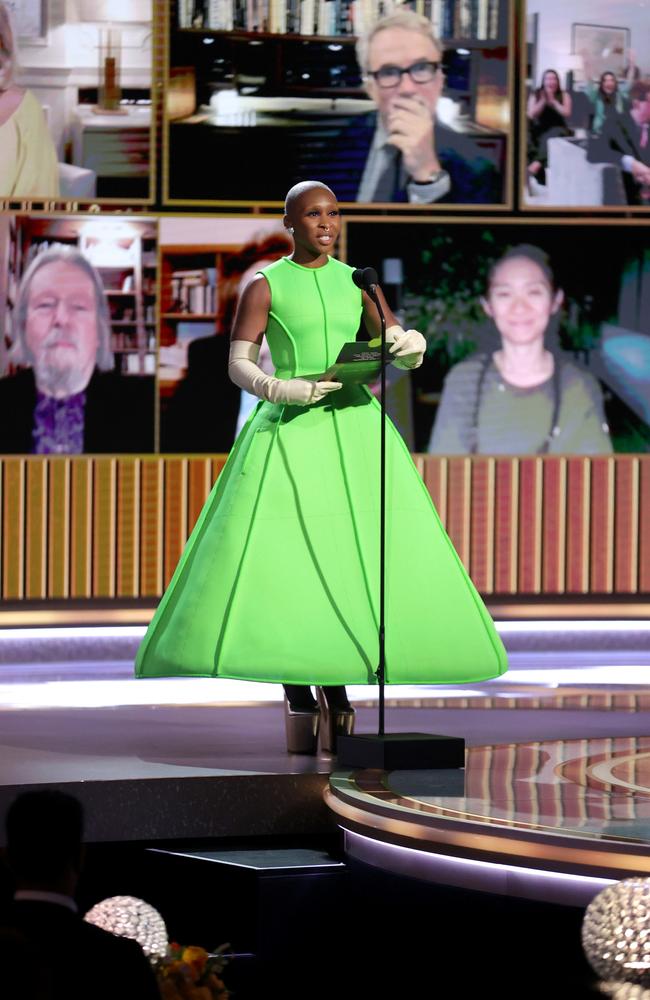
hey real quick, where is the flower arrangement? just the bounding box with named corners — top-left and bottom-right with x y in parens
top-left (155, 942), bottom-right (231, 1000)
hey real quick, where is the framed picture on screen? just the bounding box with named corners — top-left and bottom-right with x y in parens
top-left (571, 23), bottom-right (631, 83)
top-left (9, 0), bottom-right (47, 44)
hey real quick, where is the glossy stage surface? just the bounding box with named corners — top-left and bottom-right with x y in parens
top-left (1, 620), bottom-right (650, 909)
top-left (327, 717), bottom-right (650, 907)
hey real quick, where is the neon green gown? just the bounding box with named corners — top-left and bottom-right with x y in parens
top-left (136, 256), bottom-right (507, 685)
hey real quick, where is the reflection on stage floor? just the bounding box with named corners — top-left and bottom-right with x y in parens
top-left (326, 733), bottom-right (650, 907)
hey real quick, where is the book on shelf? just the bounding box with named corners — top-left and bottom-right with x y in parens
top-left (170, 267), bottom-right (217, 315)
top-left (317, 0), bottom-right (327, 36)
top-left (430, 0), bottom-right (443, 39)
top-left (126, 353), bottom-right (145, 375)
top-left (476, 0), bottom-right (488, 40)
top-left (287, 0), bottom-right (300, 32)
top-left (111, 332), bottom-right (136, 351)
top-left (209, 0), bottom-right (234, 29)
top-left (178, 0), bottom-right (200, 27)
top-left (178, 0), bottom-right (501, 40)
top-left (270, 0), bottom-right (287, 32)
top-left (488, 0), bottom-right (499, 41)
top-left (299, 0), bottom-right (315, 35)
top-left (347, 0), bottom-right (369, 38)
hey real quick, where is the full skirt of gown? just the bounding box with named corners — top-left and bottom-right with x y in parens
top-left (136, 256), bottom-right (507, 685)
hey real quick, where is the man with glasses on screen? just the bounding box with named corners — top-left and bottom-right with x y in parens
top-left (355, 11), bottom-right (499, 204)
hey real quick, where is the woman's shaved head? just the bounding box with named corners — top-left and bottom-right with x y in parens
top-left (284, 181), bottom-right (336, 215)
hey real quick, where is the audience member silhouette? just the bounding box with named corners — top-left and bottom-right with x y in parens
top-left (1, 789), bottom-right (160, 1000)
top-left (0, 924), bottom-right (52, 999)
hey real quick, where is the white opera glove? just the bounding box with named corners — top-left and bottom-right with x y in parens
top-left (228, 340), bottom-right (342, 406)
top-left (385, 325), bottom-right (426, 370)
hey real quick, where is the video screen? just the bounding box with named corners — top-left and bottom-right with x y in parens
top-left (165, 0), bottom-right (511, 206)
top-left (158, 216), bottom-right (292, 453)
top-left (524, 0), bottom-right (650, 209)
top-left (1, 0), bottom-right (153, 202)
top-left (346, 219), bottom-right (650, 454)
top-left (0, 213), bottom-right (157, 454)
top-left (158, 214), bottom-right (428, 453)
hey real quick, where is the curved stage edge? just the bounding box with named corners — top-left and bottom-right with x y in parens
top-left (325, 736), bottom-right (650, 908)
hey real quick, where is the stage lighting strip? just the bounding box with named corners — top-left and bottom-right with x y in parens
top-left (0, 619), bottom-right (649, 636)
top-left (0, 604), bottom-right (648, 626)
top-left (325, 771), bottom-right (650, 881)
top-left (342, 829), bottom-right (616, 906)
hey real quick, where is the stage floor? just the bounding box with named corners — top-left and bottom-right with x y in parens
top-left (1, 622), bottom-right (649, 907)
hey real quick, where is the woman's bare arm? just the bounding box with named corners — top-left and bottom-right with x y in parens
top-left (230, 274), bottom-right (271, 344)
top-left (527, 92), bottom-right (546, 119)
top-left (553, 93), bottom-right (572, 117)
top-left (361, 287), bottom-right (399, 338)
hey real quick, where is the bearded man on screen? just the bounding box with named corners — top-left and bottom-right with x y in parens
top-left (0, 247), bottom-right (154, 454)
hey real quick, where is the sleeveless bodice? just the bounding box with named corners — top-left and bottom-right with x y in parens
top-left (260, 256), bottom-right (363, 378)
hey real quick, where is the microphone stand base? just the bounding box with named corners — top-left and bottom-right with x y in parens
top-left (337, 732), bottom-right (465, 770)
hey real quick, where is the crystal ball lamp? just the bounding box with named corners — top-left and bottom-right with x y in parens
top-left (84, 895), bottom-right (168, 960)
top-left (583, 880), bottom-right (650, 988)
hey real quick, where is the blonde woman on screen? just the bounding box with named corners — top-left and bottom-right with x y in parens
top-left (0, 3), bottom-right (59, 198)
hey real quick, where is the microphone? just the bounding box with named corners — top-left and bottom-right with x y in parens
top-left (352, 267), bottom-right (379, 295)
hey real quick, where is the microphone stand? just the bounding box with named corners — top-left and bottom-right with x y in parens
top-left (337, 269), bottom-right (465, 772)
top-left (368, 280), bottom-right (386, 739)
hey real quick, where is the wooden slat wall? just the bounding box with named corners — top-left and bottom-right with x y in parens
top-left (494, 459), bottom-right (518, 594)
top-left (518, 458), bottom-right (543, 594)
top-left (117, 460), bottom-right (140, 598)
top-left (640, 458), bottom-right (650, 594)
top-left (590, 457), bottom-right (615, 594)
top-left (70, 461), bottom-right (92, 598)
top-left (3, 459), bottom-right (24, 599)
top-left (566, 458), bottom-right (591, 594)
top-left (0, 455), bottom-right (647, 600)
top-left (615, 458), bottom-right (640, 594)
top-left (140, 460), bottom-right (164, 597)
top-left (469, 458), bottom-right (495, 594)
top-left (541, 458), bottom-right (566, 594)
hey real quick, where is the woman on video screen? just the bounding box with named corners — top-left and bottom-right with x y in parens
top-left (581, 49), bottom-right (637, 137)
top-left (0, 3), bottom-right (59, 199)
top-left (428, 244), bottom-right (612, 455)
top-left (527, 69), bottom-right (572, 186)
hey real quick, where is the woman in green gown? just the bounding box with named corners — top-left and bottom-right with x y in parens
top-left (136, 181), bottom-right (507, 751)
